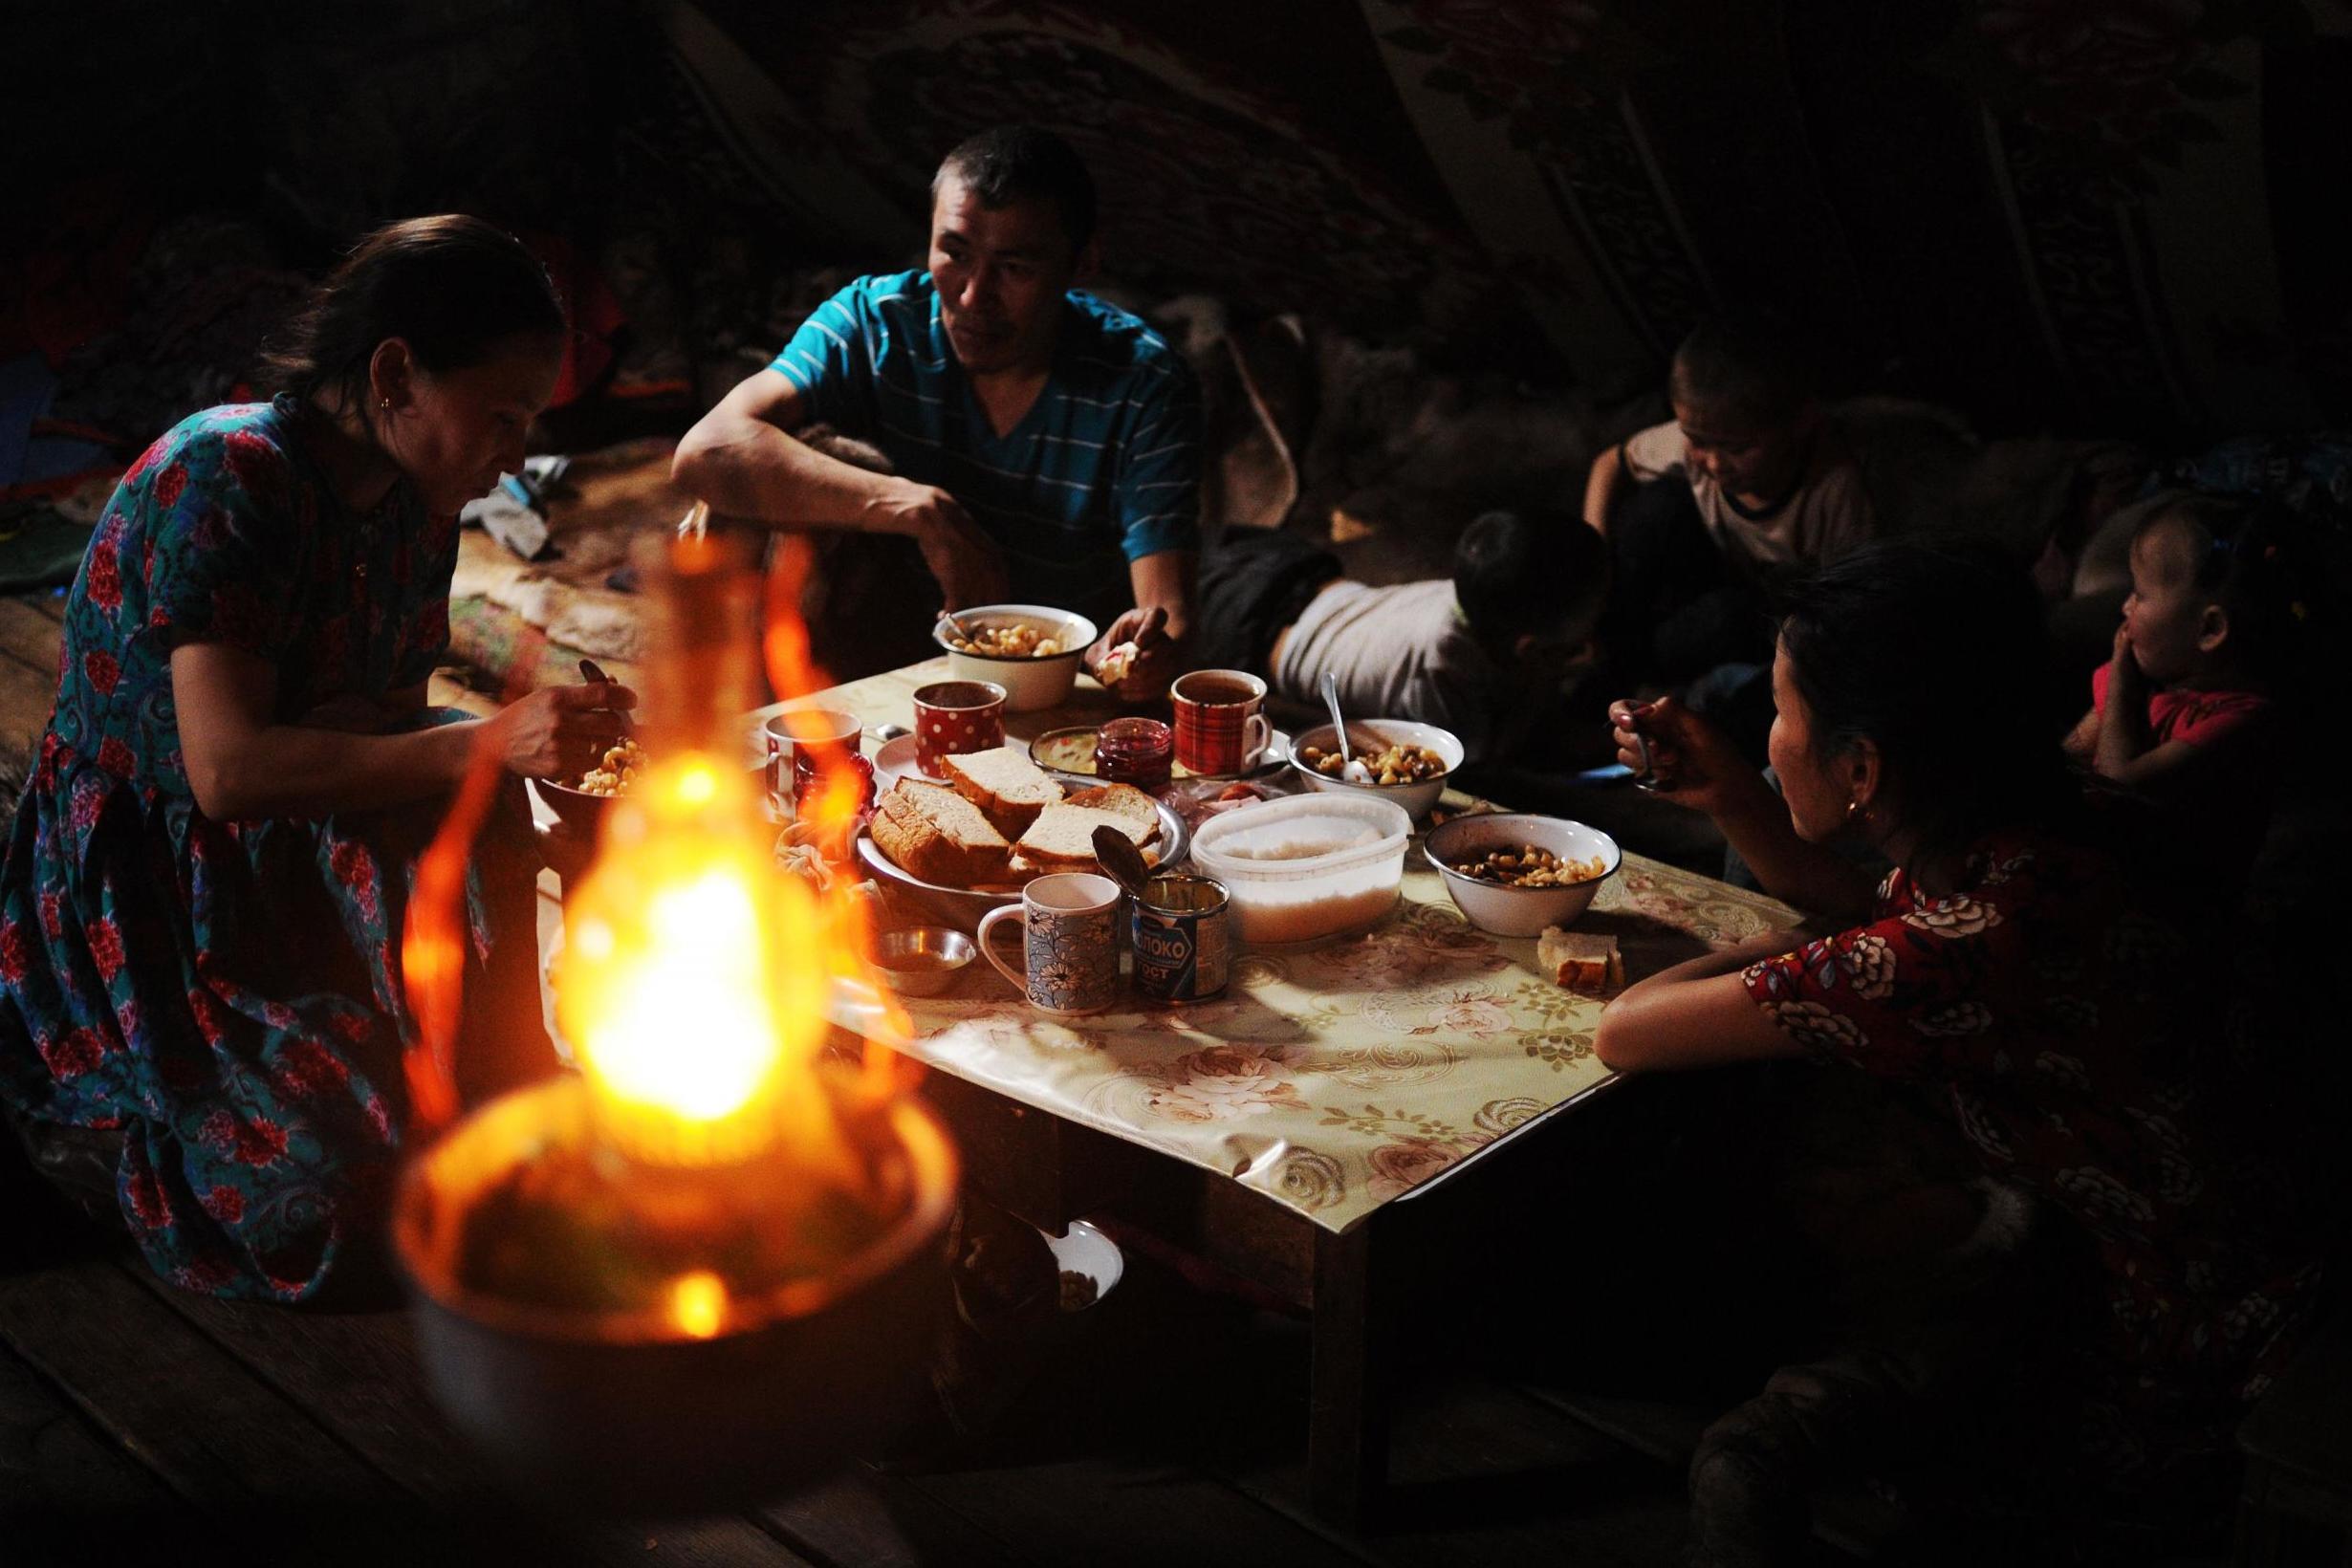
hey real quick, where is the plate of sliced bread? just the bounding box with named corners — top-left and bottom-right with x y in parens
top-left (858, 745), bottom-right (1188, 929)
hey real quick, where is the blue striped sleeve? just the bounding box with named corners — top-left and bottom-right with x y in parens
top-left (766, 284), bottom-right (872, 427)
top-left (1115, 359), bottom-right (1203, 561)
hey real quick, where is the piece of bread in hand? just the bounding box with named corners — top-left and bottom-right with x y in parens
top-left (1096, 640), bottom-right (1141, 687)
top-left (1537, 926), bottom-right (1622, 992)
top-left (1064, 782), bottom-right (1162, 845)
top-left (1012, 801), bottom-right (1157, 875)
top-left (941, 746), bottom-right (1063, 838)
top-left (872, 778), bottom-right (1012, 886)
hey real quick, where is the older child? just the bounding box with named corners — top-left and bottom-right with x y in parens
top-left (1190, 510), bottom-right (1606, 767)
top-left (2064, 494), bottom-right (2286, 897)
top-left (1600, 541), bottom-right (2319, 1558)
top-left (1584, 317), bottom-right (1874, 685)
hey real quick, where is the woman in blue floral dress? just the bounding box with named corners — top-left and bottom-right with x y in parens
top-left (0, 217), bottom-right (633, 1300)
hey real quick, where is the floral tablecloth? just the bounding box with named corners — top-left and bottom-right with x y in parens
top-left (788, 661), bottom-right (1804, 1233)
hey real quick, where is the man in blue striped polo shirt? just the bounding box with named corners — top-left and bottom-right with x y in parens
top-left (673, 126), bottom-right (1199, 699)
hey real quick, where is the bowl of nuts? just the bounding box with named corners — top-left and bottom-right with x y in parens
top-left (529, 736), bottom-right (646, 837)
top-left (1289, 719), bottom-right (1463, 821)
top-left (933, 604), bottom-right (1099, 712)
top-left (1423, 813), bottom-right (1620, 937)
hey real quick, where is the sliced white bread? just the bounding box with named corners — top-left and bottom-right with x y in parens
top-left (1536, 926), bottom-right (1622, 992)
top-left (1012, 801), bottom-right (1157, 875)
top-left (941, 745), bottom-right (1063, 838)
top-left (872, 778), bottom-right (1012, 886)
top-left (1063, 782), bottom-right (1162, 845)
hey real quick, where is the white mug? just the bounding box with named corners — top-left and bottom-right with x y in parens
top-left (976, 873), bottom-right (1122, 1015)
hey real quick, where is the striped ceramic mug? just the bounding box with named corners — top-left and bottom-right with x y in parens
top-left (1170, 669), bottom-right (1272, 776)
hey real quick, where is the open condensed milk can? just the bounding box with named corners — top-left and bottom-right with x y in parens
top-left (1132, 871), bottom-right (1230, 1004)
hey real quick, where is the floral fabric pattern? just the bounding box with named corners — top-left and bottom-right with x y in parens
top-left (1740, 823), bottom-right (2321, 1475)
top-left (0, 399), bottom-right (532, 1302)
top-left (819, 660), bottom-right (1800, 1234)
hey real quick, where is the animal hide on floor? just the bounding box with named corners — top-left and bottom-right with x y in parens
top-left (448, 436), bottom-right (687, 664)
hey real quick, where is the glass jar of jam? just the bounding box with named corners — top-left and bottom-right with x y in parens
top-left (1095, 717), bottom-right (1173, 791)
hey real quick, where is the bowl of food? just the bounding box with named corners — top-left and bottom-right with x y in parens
top-left (530, 737), bottom-right (646, 836)
top-left (935, 605), bottom-right (1098, 712)
top-left (866, 926), bottom-right (975, 999)
top-left (1288, 720), bottom-right (1462, 821)
top-left (1423, 813), bottom-right (1620, 937)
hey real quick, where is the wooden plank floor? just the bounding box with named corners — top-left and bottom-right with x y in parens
top-left (0, 1192), bottom-right (1736, 1568)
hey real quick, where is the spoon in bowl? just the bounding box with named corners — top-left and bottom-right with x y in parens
top-left (1318, 670), bottom-right (1354, 772)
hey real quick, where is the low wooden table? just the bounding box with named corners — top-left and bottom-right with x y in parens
top-left (761, 660), bottom-right (1802, 1526)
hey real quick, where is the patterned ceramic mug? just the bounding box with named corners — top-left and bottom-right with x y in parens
top-left (975, 872), bottom-right (1122, 1015)
top-left (1170, 669), bottom-right (1272, 776)
top-left (763, 706), bottom-right (861, 816)
top-left (912, 679), bottom-right (1008, 777)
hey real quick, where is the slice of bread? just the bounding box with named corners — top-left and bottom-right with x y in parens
top-left (1537, 926), bottom-right (1622, 992)
top-left (1011, 801), bottom-right (1156, 875)
top-left (941, 746), bottom-right (1063, 838)
top-left (1064, 782), bottom-right (1162, 845)
top-left (872, 778), bottom-right (1012, 886)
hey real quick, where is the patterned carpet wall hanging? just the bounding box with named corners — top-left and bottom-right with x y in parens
top-left (668, 0), bottom-right (2352, 441)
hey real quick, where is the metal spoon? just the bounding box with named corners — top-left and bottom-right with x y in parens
top-left (937, 609), bottom-right (980, 646)
top-left (1625, 701), bottom-right (1677, 795)
top-left (1318, 670), bottom-right (1353, 771)
top-left (1092, 823), bottom-right (1155, 902)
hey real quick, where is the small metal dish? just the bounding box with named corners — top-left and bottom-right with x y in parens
top-left (868, 926), bottom-right (976, 997)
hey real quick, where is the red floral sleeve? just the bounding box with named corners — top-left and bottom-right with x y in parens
top-left (1740, 859), bottom-right (2035, 1081)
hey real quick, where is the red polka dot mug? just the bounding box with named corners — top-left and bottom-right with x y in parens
top-left (912, 680), bottom-right (1009, 777)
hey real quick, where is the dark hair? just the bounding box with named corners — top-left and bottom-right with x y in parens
top-left (933, 125), bottom-right (1099, 254)
top-left (258, 215), bottom-right (565, 423)
top-left (1668, 316), bottom-right (1818, 426)
top-left (2133, 491), bottom-right (2303, 679)
top-left (1778, 540), bottom-right (2074, 863)
top-left (1453, 510), bottom-right (1609, 651)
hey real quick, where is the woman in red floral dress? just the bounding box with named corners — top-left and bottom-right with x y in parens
top-left (1598, 540), bottom-right (2321, 1557)
top-left (0, 218), bottom-right (632, 1301)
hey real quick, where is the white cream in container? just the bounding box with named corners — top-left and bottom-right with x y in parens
top-left (1188, 794), bottom-right (1411, 946)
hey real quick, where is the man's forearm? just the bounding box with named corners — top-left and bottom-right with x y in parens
top-left (672, 413), bottom-right (904, 534)
top-left (1128, 549), bottom-right (1195, 639)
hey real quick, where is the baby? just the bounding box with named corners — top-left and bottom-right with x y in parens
top-left (2064, 492), bottom-right (2291, 900)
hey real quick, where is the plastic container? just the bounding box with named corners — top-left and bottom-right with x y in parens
top-left (1187, 794), bottom-right (1411, 947)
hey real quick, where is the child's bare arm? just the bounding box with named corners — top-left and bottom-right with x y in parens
top-left (2091, 623), bottom-right (2158, 776)
top-left (2098, 737), bottom-right (2210, 793)
top-left (1582, 445), bottom-right (1626, 537)
top-left (2061, 706), bottom-right (2100, 761)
